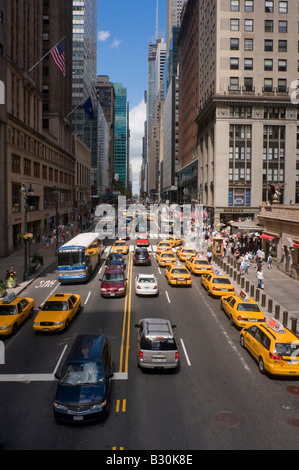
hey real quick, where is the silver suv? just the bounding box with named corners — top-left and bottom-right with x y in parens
top-left (135, 318), bottom-right (179, 370)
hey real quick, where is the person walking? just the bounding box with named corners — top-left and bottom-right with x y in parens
top-left (206, 248), bottom-right (213, 265)
top-left (267, 253), bottom-right (273, 270)
top-left (257, 269), bottom-right (264, 289)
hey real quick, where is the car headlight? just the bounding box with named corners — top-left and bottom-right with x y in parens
top-left (33, 322), bottom-right (40, 326)
top-left (101, 288), bottom-right (107, 292)
top-left (0, 325), bottom-right (10, 330)
top-left (90, 400), bottom-right (107, 410)
top-left (118, 287), bottom-right (125, 292)
top-left (54, 321), bottom-right (64, 326)
top-left (53, 401), bottom-right (68, 411)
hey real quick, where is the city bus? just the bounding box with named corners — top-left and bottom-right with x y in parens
top-left (57, 233), bottom-right (102, 283)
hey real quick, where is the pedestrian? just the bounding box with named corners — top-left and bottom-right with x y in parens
top-left (45, 236), bottom-right (50, 248)
top-left (206, 248), bottom-right (212, 264)
top-left (267, 253), bottom-right (273, 270)
top-left (257, 270), bottom-right (264, 289)
top-left (256, 258), bottom-right (263, 272)
top-left (244, 259), bottom-right (249, 274)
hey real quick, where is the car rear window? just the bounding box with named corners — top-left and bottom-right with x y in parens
top-left (140, 336), bottom-right (177, 351)
top-left (213, 278), bottom-right (231, 284)
top-left (274, 342), bottom-right (299, 358)
top-left (237, 303), bottom-right (261, 312)
top-left (173, 268), bottom-right (188, 274)
top-left (0, 305), bottom-right (16, 315)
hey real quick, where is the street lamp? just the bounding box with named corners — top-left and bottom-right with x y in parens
top-left (53, 186), bottom-right (60, 254)
top-left (20, 184), bottom-right (34, 281)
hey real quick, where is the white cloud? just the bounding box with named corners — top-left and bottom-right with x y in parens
top-left (98, 30), bottom-right (110, 42)
top-left (129, 100), bottom-right (146, 194)
top-left (110, 39), bottom-right (122, 49)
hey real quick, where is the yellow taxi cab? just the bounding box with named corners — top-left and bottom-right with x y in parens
top-left (240, 317), bottom-right (299, 376)
top-left (157, 240), bottom-right (172, 253)
top-left (165, 261), bottom-right (192, 287)
top-left (112, 239), bottom-right (129, 255)
top-left (33, 293), bottom-right (81, 333)
top-left (156, 250), bottom-right (177, 267)
top-left (185, 255), bottom-right (212, 275)
top-left (220, 290), bottom-right (266, 328)
top-left (176, 246), bottom-right (196, 261)
top-left (166, 235), bottom-right (182, 247)
top-left (201, 270), bottom-right (235, 297)
top-left (0, 294), bottom-right (35, 336)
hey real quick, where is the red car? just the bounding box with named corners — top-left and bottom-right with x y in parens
top-left (136, 233), bottom-right (149, 247)
top-left (100, 266), bottom-right (127, 298)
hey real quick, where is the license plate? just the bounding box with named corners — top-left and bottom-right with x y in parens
top-left (178, 278), bottom-right (185, 281)
top-left (43, 328), bottom-right (50, 331)
top-left (288, 361), bottom-right (297, 365)
top-left (221, 288), bottom-right (228, 291)
top-left (73, 415), bottom-right (83, 421)
top-left (249, 319), bottom-right (257, 322)
top-left (110, 293), bottom-right (115, 296)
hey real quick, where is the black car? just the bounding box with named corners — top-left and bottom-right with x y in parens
top-left (53, 334), bottom-right (113, 423)
top-left (133, 248), bottom-right (151, 266)
top-left (105, 252), bottom-right (126, 269)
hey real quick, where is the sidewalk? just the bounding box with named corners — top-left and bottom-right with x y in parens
top-left (0, 240), bottom-right (58, 297)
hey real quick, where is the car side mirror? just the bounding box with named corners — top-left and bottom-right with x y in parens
top-left (54, 372), bottom-right (61, 380)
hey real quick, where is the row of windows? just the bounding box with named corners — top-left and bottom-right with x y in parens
top-left (229, 76), bottom-right (288, 92)
top-left (230, 38), bottom-right (291, 52)
top-left (230, 0), bottom-right (288, 14)
top-left (230, 57), bottom-right (291, 71)
top-left (230, 18), bottom-right (289, 33)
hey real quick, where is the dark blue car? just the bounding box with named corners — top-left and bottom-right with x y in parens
top-left (53, 334), bottom-right (113, 423)
top-left (105, 252), bottom-right (126, 269)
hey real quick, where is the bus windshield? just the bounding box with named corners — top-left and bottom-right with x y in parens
top-left (57, 250), bottom-right (86, 267)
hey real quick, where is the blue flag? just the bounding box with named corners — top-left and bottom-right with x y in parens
top-left (83, 96), bottom-right (94, 119)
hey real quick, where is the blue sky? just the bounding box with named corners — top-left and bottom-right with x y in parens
top-left (97, 0), bottom-right (166, 109)
top-left (96, 0), bottom-right (167, 194)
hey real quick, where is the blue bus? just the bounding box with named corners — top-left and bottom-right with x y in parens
top-left (57, 233), bottom-right (102, 283)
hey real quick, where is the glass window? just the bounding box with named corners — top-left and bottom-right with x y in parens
top-left (264, 39), bottom-right (273, 51)
top-left (264, 78), bottom-right (273, 91)
top-left (245, 0), bottom-right (254, 12)
top-left (230, 38), bottom-right (239, 50)
top-left (278, 40), bottom-right (287, 52)
top-left (230, 19), bottom-right (240, 31)
top-left (244, 58), bottom-right (253, 70)
top-left (278, 1), bottom-right (288, 14)
top-left (265, 20), bottom-right (274, 32)
top-left (265, 1), bottom-right (274, 13)
top-left (244, 19), bottom-right (254, 31)
top-left (230, 0), bottom-right (240, 11)
top-left (230, 58), bottom-right (239, 69)
top-left (278, 59), bottom-right (287, 71)
top-left (264, 59), bottom-right (273, 71)
top-left (278, 21), bottom-right (288, 33)
top-left (244, 38), bottom-right (253, 51)
top-left (230, 77), bottom-right (239, 91)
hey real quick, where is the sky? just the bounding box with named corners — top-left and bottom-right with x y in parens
top-left (96, 0), bottom-right (167, 195)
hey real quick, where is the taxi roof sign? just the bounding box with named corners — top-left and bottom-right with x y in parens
top-left (268, 317), bottom-right (286, 334)
top-left (239, 291), bottom-right (250, 301)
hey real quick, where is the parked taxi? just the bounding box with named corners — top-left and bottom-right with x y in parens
top-left (221, 291), bottom-right (266, 328)
top-left (33, 293), bottom-right (81, 333)
top-left (156, 250), bottom-right (177, 267)
top-left (165, 261), bottom-right (192, 286)
top-left (185, 255), bottom-right (212, 275)
top-left (157, 240), bottom-right (172, 253)
top-left (240, 318), bottom-right (299, 376)
top-left (0, 294), bottom-right (35, 336)
top-left (166, 235), bottom-right (182, 247)
top-left (176, 246), bottom-right (196, 261)
top-left (201, 270), bottom-right (235, 297)
top-left (112, 239), bottom-right (129, 255)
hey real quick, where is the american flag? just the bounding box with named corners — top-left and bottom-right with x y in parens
top-left (50, 39), bottom-right (65, 76)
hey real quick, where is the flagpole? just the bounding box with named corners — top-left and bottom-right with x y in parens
top-left (66, 96), bottom-right (88, 119)
top-left (28, 36), bottom-right (66, 73)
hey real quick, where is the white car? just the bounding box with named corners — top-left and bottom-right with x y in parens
top-left (135, 274), bottom-right (159, 296)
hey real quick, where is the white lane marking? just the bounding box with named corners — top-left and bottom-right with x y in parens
top-left (84, 291), bottom-right (91, 304)
top-left (180, 338), bottom-right (191, 366)
top-left (165, 291), bottom-right (171, 303)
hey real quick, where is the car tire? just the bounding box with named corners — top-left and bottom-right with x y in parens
top-left (258, 357), bottom-right (265, 374)
top-left (240, 335), bottom-right (245, 348)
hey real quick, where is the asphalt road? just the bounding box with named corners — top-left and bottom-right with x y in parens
top-left (1, 239), bottom-right (299, 451)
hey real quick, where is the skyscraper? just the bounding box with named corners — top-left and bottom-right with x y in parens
top-left (114, 83), bottom-right (129, 187)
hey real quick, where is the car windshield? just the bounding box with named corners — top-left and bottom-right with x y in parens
top-left (102, 273), bottom-right (124, 282)
top-left (173, 268), bottom-right (188, 274)
top-left (213, 278), bottom-right (231, 284)
top-left (275, 342), bottom-right (299, 358)
top-left (162, 253), bottom-right (175, 258)
top-left (60, 362), bottom-right (105, 385)
top-left (0, 305), bottom-right (16, 315)
top-left (42, 301), bottom-right (68, 311)
top-left (140, 337), bottom-right (177, 351)
top-left (237, 303), bottom-right (261, 312)
top-left (195, 260), bottom-right (209, 265)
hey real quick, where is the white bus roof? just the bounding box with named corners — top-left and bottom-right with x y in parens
top-left (58, 232), bottom-right (99, 250)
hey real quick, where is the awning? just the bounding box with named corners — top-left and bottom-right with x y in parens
top-left (294, 243), bottom-right (299, 248)
top-left (260, 234), bottom-right (275, 240)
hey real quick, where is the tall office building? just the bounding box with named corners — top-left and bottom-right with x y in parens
top-left (179, 0), bottom-right (299, 224)
top-left (71, 0), bottom-right (98, 202)
top-left (114, 83), bottom-right (129, 186)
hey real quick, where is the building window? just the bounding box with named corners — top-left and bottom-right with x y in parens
top-left (230, 38), bottom-right (239, 50)
top-left (265, 20), bottom-right (274, 32)
top-left (265, 1), bottom-right (274, 13)
top-left (264, 59), bottom-right (273, 71)
top-left (229, 77), bottom-right (240, 91)
top-left (264, 78), bottom-right (274, 92)
top-left (230, 58), bottom-right (239, 70)
top-left (278, 40), bottom-right (287, 52)
top-left (244, 58), bottom-right (253, 70)
top-left (11, 154), bottom-right (21, 173)
top-left (230, 0), bottom-right (240, 11)
top-left (244, 77), bottom-right (254, 91)
top-left (244, 38), bottom-right (253, 51)
top-left (277, 79), bottom-right (287, 92)
top-left (34, 162), bottom-right (40, 178)
top-left (230, 19), bottom-right (240, 31)
top-left (24, 158), bottom-right (31, 176)
top-left (245, 0), bottom-right (254, 12)
top-left (278, 59), bottom-right (287, 71)
top-left (278, 20), bottom-right (288, 33)
top-left (279, 1), bottom-right (288, 14)
top-left (244, 19), bottom-right (254, 31)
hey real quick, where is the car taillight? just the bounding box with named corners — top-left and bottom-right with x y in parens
top-left (269, 352), bottom-right (283, 361)
top-left (137, 285), bottom-right (141, 289)
top-left (188, 276), bottom-right (191, 280)
top-left (133, 256), bottom-right (136, 260)
top-left (171, 276), bottom-right (175, 280)
top-left (153, 285), bottom-right (157, 289)
top-left (139, 351), bottom-right (143, 359)
top-left (212, 286), bottom-right (218, 290)
top-left (237, 315), bottom-right (244, 321)
top-left (175, 352), bottom-right (179, 360)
